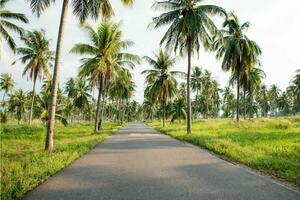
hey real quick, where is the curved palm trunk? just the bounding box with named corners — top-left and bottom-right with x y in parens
top-left (45, 0), bottom-right (69, 151)
top-left (187, 38), bottom-right (192, 134)
top-left (236, 70), bottom-right (240, 121)
top-left (29, 79), bottom-right (37, 126)
top-left (162, 101), bottom-right (166, 127)
top-left (94, 75), bottom-right (103, 132)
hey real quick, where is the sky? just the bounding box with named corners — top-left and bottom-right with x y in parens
top-left (1, 0), bottom-right (300, 103)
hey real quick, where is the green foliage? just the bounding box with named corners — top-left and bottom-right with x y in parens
top-left (0, 0), bottom-right (28, 53)
top-left (0, 121), bottom-right (122, 200)
top-left (0, 111), bottom-right (8, 123)
top-left (148, 117), bottom-right (300, 186)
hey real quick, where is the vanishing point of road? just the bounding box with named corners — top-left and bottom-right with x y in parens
top-left (23, 123), bottom-right (300, 200)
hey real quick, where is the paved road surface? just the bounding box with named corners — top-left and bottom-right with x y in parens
top-left (23, 123), bottom-right (300, 200)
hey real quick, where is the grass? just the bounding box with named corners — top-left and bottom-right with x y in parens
top-left (0, 121), bottom-right (123, 200)
top-left (148, 116), bottom-right (300, 187)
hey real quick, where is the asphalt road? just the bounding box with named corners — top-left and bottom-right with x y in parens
top-left (23, 122), bottom-right (300, 200)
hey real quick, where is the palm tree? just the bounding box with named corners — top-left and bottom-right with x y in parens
top-left (0, 0), bottom-right (28, 54)
top-left (215, 12), bottom-right (261, 121)
top-left (288, 69), bottom-right (300, 113)
top-left (73, 77), bottom-right (91, 117)
top-left (257, 84), bottom-right (270, 117)
top-left (230, 66), bottom-right (265, 118)
top-left (191, 66), bottom-right (203, 99)
top-left (8, 89), bottom-right (27, 124)
top-left (13, 30), bottom-right (54, 126)
top-left (0, 73), bottom-right (14, 102)
top-left (268, 84), bottom-right (281, 116)
top-left (71, 22), bottom-right (139, 132)
top-left (109, 69), bottom-right (135, 123)
top-left (277, 92), bottom-right (291, 116)
top-left (142, 50), bottom-right (183, 127)
top-left (170, 97), bottom-right (186, 123)
top-left (28, 0), bottom-right (134, 151)
top-left (36, 91), bottom-right (68, 126)
top-left (222, 86), bottom-right (235, 118)
top-left (151, 0), bottom-right (226, 133)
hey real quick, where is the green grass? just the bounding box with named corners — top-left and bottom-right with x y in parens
top-left (148, 116), bottom-right (300, 187)
top-left (0, 121), bottom-right (123, 200)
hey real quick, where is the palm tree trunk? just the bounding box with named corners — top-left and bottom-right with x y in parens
top-left (187, 38), bottom-right (192, 134)
top-left (98, 77), bottom-right (106, 131)
top-left (236, 70), bottom-right (240, 122)
top-left (162, 101), bottom-right (166, 127)
top-left (94, 75), bottom-right (103, 132)
top-left (45, 0), bottom-right (69, 151)
top-left (29, 79), bottom-right (36, 127)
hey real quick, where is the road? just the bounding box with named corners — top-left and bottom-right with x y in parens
top-left (23, 122), bottom-right (300, 200)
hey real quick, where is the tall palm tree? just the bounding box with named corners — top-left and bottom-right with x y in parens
top-left (151, 0), bottom-right (226, 133)
top-left (191, 66), bottom-right (203, 99)
top-left (28, 0), bottom-right (134, 151)
top-left (170, 97), bottom-right (186, 123)
top-left (8, 89), bottom-right (27, 124)
top-left (288, 69), bottom-right (300, 113)
top-left (109, 69), bottom-right (135, 123)
top-left (71, 22), bottom-right (139, 132)
top-left (0, 0), bottom-right (28, 54)
top-left (13, 30), bottom-right (54, 126)
top-left (142, 50), bottom-right (183, 127)
top-left (268, 84), bottom-right (281, 116)
top-left (0, 73), bottom-right (14, 102)
top-left (230, 66), bottom-right (265, 118)
top-left (215, 12), bottom-right (261, 121)
top-left (222, 86), bottom-right (235, 118)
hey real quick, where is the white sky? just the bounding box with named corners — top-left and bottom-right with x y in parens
top-left (1, 0), bottom-right (299, 102)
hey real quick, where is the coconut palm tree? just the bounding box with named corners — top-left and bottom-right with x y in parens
top-left (191, 66), bottom-right (203, 99)
top-left (0, 0), bottom-right (28, 54)
top-left (288, 69), bottom-right (300, 113)
top-left (230, 66), bottom-right (265, 118)
top-left (13, 30), bottom-right (54, 126)
top-left (28, 0), bottom-right (135, 151)
top-left (215, 12), bottom-right (261, 121)
top-left (170, 97), bottom-right (186, 123)
top-left (277, 92), bottom-right (291, 116)
top-left (73, 77), bottom-right (91, 117)
top-left (142, 50), bottom-right (183, 127)
top-left (8, 89), bottom-right (27, 124)
top-left (0, 73), bottom-right (14, 102)
top-left (71, 22), bottom-right (139, 132)
top-left (222, 86), bottom-right (235, 118)
top-left (36, 91), bottom-right (68, 126)
top-left (109, 69), bottom-right (135, 123)
top-left (151, 0), bottom-right (226, 133)
top-left (268, 84), bottom-right (281, 116)
top-left (257, 84), bottom-right (270, 117)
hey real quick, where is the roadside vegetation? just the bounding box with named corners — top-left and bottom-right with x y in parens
top-left (0, 121), bottom-right (122, 200)
top-left (148, 116), bottom-right (300, 186)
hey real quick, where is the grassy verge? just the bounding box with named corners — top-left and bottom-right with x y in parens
top-left (148, 116), bottom-right (300, 187)
top-left (0, 121), bottom-right (122, 200)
